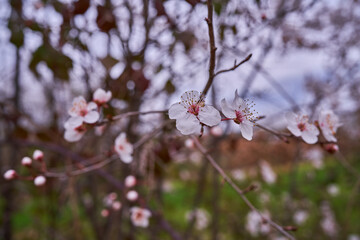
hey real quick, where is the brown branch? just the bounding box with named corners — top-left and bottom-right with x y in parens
top-left (191, 136), bottom-right (296, 240)
top-left (214, 54), bottom-right (252, 77)
top-left (201, 0), bottom-right (217, 98)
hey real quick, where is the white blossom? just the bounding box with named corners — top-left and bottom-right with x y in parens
top-left (64, 117), bottom-right (87, 142)
top-left (168, 90), bottom-right (221, 135)
top-left (21, 157), bottom-right (32, 166)
top-left (210, 126), bottom-right (223, 136)
top-left (114, 133), bottom-right (133, 163)
top-left (112, 201), bottom-right (122, 211)
top-left (327, 184), bottom-right (339, 196)
top-left (126, 190), bottom-right (138, 201)
top-left (4, 169), bottom-right (16, 180)
top-left (93, 88), bottom-right (112, 105)
top-left (230, 169), bottom-right (246, 181)
top-left (34, 175), bottom-right (46, 186)
top-left (246, 210), bottom-right (271, 236)
top-left (221, 90), bottom-right (257, 141)
top-left (130, 207), bottom-right (152, 228)
top-left (185, 208), bottom-right (210, 230)
top-left (124, 175), bottom-right (137, 188)
top-left (293, 210), bottom-right (308, 225)
top-left (319, 110), bottom-right (341, 142)
top-left (68, 96), bottom-right (99, 124)
top-left (33, 150), bottom-right (44, 161)
top-left (260, 161), bottom-right (277, 184)
top-left (286, 112), bottom-right (319, 144)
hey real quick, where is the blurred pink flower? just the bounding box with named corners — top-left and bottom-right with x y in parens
top-left (125, 175), bottom-right (136, 188)
top-left (319, 110), bottom-right (341, 142)
top-left (68, 96), bottom-right (99, 124)
top-left (3, 169), bottom-right (17, 180)
top-left (33, 150), bottom-right (44, 161)
top-left (286, 112), bottom-right (319, 144)
top-left (169, 90), bottom-right (221, 135)
top-left (21, 157), bottom-right (32, 166)
top-left (34, 175), bottom-right (46, 186)
top-left (130, 207), bottom-right (151, 228)
top-left (115, 133), bottom-right (133, 163)
top-left (64, 117), bottom-right (87, 142)
top-left (93, 88), bottom-right (112, 105)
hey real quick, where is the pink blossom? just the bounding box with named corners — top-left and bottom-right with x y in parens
top-left (4, 169), bottom-right (17, 180)
top-left (130, 207), bottom-right (152, 228)
top-left (319, 110), bottom-right (341, 142)
top-left (126, 190), bottom-right (138, 201)
top-left (21, 157), bottom-right (32, 166)
top-left (68, 96), bottom-right (99, 124)
top-left (33, 150), bottom-right (44, 161)
top-left (221, 90), bottom-right (257, 141)
top-left (114, 133), bottom-right (133, 163)
top-left (64, 117), bottom-right (87, 142)
top-left (169, 90), bottom-right (221, 135)
top-left (125, 175), bottom-right (137, 188)
top-left (112, 201), bottom-right (122, 211)
top-left (93, 88), bottom-right (112, 105)
top-left (34, 176), bottom-right (46, 186)
top-left (286, 112), bottom-right (319, 144)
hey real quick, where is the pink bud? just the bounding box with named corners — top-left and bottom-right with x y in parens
top-left (126, 190), bottom-right (138, 202)
top-left (21, 156), bottom-right (32, 167)
top-left (33, 150), bottom-right (44, 161)
top-left (108, 192), bottom-right (117, 201)
top-left (3, 169), bottom-right (17, 180)
top-left (125, 175), bottom-right (136, 188)
top-left (34, 175), bottom-right (46, 186)
top-left (323, 143), bottom-right (339, 154)
top-left (112, 201), bottom-right (122, 211)
top-left (101, 209), bottom-right (109, 217)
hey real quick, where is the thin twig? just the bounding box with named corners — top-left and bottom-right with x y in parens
top-left (214, 54), bottom-right (252, 77)
top-left (191, 136), bottom-right (296, 240)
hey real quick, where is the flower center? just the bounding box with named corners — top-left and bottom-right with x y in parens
top-left (75, 125), bottom-right (86, 133)
top-left (297, 123), bottom-right (306, 132)
top-left (118, 145), bottom-right (124, 151)
top-left (135, 211), bottom-right (143, 221)
top-left (188, 104), bottom-right (200, 116)
top-left (79, 109), bottom-right (88, 117)
top-left (234, 110), bottom-right (244, 124)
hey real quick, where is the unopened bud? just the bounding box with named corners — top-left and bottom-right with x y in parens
top-left (4, 169), bottom-right (17, 180)
top-left (125, 175), bottom-right (136, 188)
top-left (21, 156), bottom-right (32, 167)
top-left (112, 201), bottom-right (122, 211)
top-left (101, 209), bottom-right (109, 217)
top-left (34, 175), bottom-right (46, 186)
top-left (323, 143), bottom-right (339, 154)
top-left (33, 150), bottom-right (44, 161)
top-left (126, 190), bottom-right (138, 202)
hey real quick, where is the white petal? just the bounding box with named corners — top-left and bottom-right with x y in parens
top-left (287, 124), bottom-right (301, 137)
top-left (120, 154), bottom-right (133, 163)
top-left (220, 99), bottom-right (236, 118)
top-left (93, 88), bottom-right (105, 100)
top-left (323, 131), bottom-right (337, 142)
top-left (240, 122), bottom-right (253, 141)
top-left (301, 131), bottom-right (318, 144)
top-left (64, 116), bottom-right (83, 129)
top-left (168, 102), bottom-right (187, 119)
top-left (115, 133), bottom-right (126, 145)
top-left (64, 129), bottom-right (85, 142)
top-left (198, 105), bottom-right (221, 127)
top-left (87, 102), bottom-right (98, 111)
top-left (84, 111), bottom-right (100, 123)
top-left (307, 123), bottom-right (319, 135)
top-left (176, 114), bottom-right (201, 135)
top-left (232, 91), bottom-right (245, 110)
top-left (180, 90), bottom-right (200, 105)
top-left (285, 112), bottom-right (298, 123)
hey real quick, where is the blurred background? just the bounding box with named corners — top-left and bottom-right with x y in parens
top-left (0, 0), bottom-right (360, 239)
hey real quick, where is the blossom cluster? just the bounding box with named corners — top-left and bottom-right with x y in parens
top-left (64, 88), bottom-right (112, 142)
top-left (3, 150), bottom-right (46, 186)
top-left (169, 90), bottom-right (341, 146)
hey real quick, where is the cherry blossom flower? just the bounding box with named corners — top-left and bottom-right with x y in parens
top-left (168, 90), bottom-right (221, 135)
top-left (260, 160), bottom-right (277, 184)
top-left (101, 209), bottom-right (110, 217)
top-left (185, 208), bottom-right (210, 230)
top-left (221, 90), bottom-right (257, 141)
top-left (33, 150), bottom-right (44, 161)
top-left (3, 169), bottom-right (17, 180)
top-left (246, 210), bottom-right (271, 237)
top-left (21, 157), bottom-right (32, 167)
top-left (319, 110), bottom-right (341, 142)
top-left (124, 175), bottom-right (137, 188)
top-left (93, 88), bottom-right (112, 105)
top-left (130, 207), bottom-right (152, 228)
top-left (293, 210), bottom-right (309, 225)
top-left (64, 117), bottom-right (87, 142)
top-left (34, 175), bottom-right (46, 186)
top-left (112, 201), bottom-right (122, 211)
top-left (114, 133), bottom-right (133, 163)
top-left (126, 190), bottom-right (138, 201)
top-left (286, 112), bottom-right (319, 144)
top-left (68, 96), bottom-right (99, 124)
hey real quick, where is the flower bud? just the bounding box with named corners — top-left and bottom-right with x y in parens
top-left (21, 156), bottom-right (32, 167)
top-left (34, 175), bottom-right (46, 186)
top-left (101, 209), bottom-right (109, 217)
top-left (323, 143), bottom-right (339, 154)
top-left (3, 169), bottom-right (17, 180)
top-left (112, 201), bottom-right (122, 211)
top-left (126, 190), bottom-right (138, 202)
top-left (125, 175), bottom-right (136, 188)
top-left (33, 150), bottom-right (44, 161)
